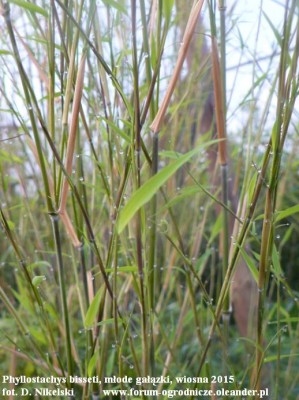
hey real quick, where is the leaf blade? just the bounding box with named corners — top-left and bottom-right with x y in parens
top-left (9, 0), bottom-right (48, 17)
top-left (275, 204), bottom-right (299, 222)
top-left (84, 286), bottom-right (104, 328)
top-left (117, 140), bottom-right (218, 233)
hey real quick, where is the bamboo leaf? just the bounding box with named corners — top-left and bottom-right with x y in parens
top-left (96, 318), bottom-right (114, 327)
top-left (150, 35), bottom-right (157, 67)
top-left (27, 261), bottom-right (52, 271)
top-left (0, 50), bottom-right (13, 56)
top-left (32, 276), bottom-right (46, 287)
top-left (264, 353), bottom-right (299, 363)
top-left (84, 286), bottom-right (104, 328)
top-left (9, 0), bottom-right (48, 17)
top-left (275, 204), bottom-right (299, 222)
top-left (163, 0), bottom-right (174, 25)
top-left (87, 353), bottom-right (99, 377)
top-left (271, 244), bottom-right (283, 277)
top-left (159, 150), bottom-right (183, 159)
top-left (195, 249), bottom-right (212, 273)
top-left (104, 266), bottom-right (138, 273)
top-left (101, 118), bottom-right (130, 143)
top-left (117, 140), bottom-right (218, 233)
top-left (102, 0), bottom-right (127, 14)
top-left (0, 149), bottom-right (23, 164)
top-left (263, 11), bottom-right (282, 47)
top-left (279, 225), bottom-right (293, 248)
top-left (239, 248), bottom-right (259, 283)
top-left (271, 120), bottom-right (279, 153)
top-left (6, 220), bottom-right (15, 231)
top-left (29, 327), bottom-right (47, 345)
top-left (240, 73), bottom-right (267, 106)
top-left (247, 170), bottom-right (258, 208)
top-left (162, 185), bottom-right (200, 210)
top-left (209, 212), bottom-right (223, 244)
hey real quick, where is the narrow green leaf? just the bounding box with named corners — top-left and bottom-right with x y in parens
top-left (44, 302), bottom-right (58, 320)
top-left (264, 353), bottom-right (299, 363)
top-left (252, 250), bottom-right (260, 261)
top-left (159, 150), bottom-right (183, 159)
top-left (0, 149), bottom-right (23, 164)
top-left (280, 225), bottom-right (293, 248)
top-left (195, 249), bottom-right (212, 273)
top-left (240, 73), bottom-right (267, 106)
top-left (32, 276), bottom-right (46, 287)
top-left (101, 118), bottom-right (130, 143)
top-left (263, 12), bottom-right (282, 46)
top-left (236, 26), bottom-right (245, 50)
top-left (11, 284), bottom-right (33, 313)
top-left (239, 248), bottom-right (259, 283)
top-left (271, 120), bottom-right (279, 152)
top-left (163, 0), bottom-right (174, 25)
top-left (84, 287), bottom-right (104, 328)
top-left (87, 353), bottom-right (99, 377)
top-left (271, 244), bottom-right (283, 277)
top-left (208, 212), bottom-right (223, 244)
top-left (268, 317), bottom-right (299, 324)
top-left (0, 50), bottom-right (13, 56)
top-left (27, 261), bottom-right (52, 271)
top-left (247, 170), bottom-right (258, 208)
top-left (29, 327), bottom-right (47, 345)
top-left (96, 318), bottom-right (114, 327)
top-left (150, 35), bottom-right (157, 67)
top-left (102, 0), bottom-right (127, 14)
top-left (275, 204), bottom-right (299, 222)
top-left (117, 140), bottom-right (218, 233)
top-left (0, 108), bottom-right (15, 114)
top-left (9, 0), bottom-right (48, 17)
top-left (6, 220), bottom-right (15, 231)
top-left (162, 185), bottom-right (200, 210)
top-left (104, 266), bottom-right (138, 273)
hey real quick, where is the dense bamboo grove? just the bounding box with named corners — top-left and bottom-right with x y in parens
top-left (0, 1), bottom-right (298, 399)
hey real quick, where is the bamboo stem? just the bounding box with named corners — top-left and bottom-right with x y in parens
top-left (59, 52), bottom-right (86, 214)
top-left (50, 214), bottom-right (74, 391)
top-left (150, 0), bottom-right (205, 134)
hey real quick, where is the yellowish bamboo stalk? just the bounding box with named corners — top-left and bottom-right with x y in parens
top-left (59, 53), bottom-right (86, 214)
top-left (150, 0), bottom-right (205, 134)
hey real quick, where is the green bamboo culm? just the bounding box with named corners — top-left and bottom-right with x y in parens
top-left (50, 214), bottom-right (74, 392)
top-left (253, 0), bottom-right (299, 393)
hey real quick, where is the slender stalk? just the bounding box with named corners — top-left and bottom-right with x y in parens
top-left (150, 0), bottom-right (205, 134)
top-left (59, 52), bottom-right (86, 214)
top-left (148, 133), bottom-right (159, 379)
top-left (209, 2), bottom-right (230, 366)
top-left (253, 2), bottom-right (299, 393)
top-left (217, 0), bottom-right (229, 313)
top-left (194, 143), bottom-right (272, 380)
top-left (2, 1), bottom-right (53, 214)
top-left (48, 1), bottom-right (57, 206)
top-left (274, 281), bottom-right (281, 400)
top-left (131, 0), bottom-right (148, 377)
top-left (50, 214), bottom-right (74, 391)
top-left (148, 135), bottom-right (159, 307)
